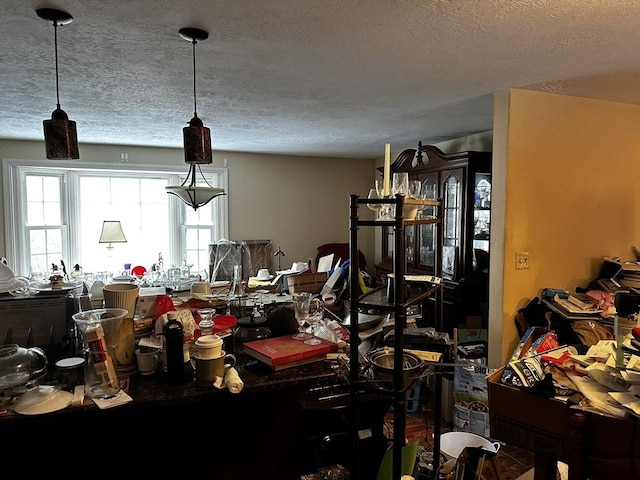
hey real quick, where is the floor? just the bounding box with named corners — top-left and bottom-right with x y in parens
top-left (384, 385), bottom-right (537, 480)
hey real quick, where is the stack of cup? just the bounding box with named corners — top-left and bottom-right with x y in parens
top-left (190, 335), bottom-right (235, 387)
top-left (103, 283), bottom-right (139, 376)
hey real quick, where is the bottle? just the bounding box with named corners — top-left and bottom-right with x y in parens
top-left (163, 311), bottom-right (184, 385)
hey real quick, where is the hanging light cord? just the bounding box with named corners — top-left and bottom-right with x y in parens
top-left (191, 38), bottom-right (198, 119)
top-left (52, 19), bottom-right (61, 110)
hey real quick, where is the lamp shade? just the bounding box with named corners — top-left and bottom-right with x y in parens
top-left (99, 221), bottom-right (127, 244)
top-left (184, 116), bottom-right (212, 165)
top-left (43, 110), bottom-right (78, 160)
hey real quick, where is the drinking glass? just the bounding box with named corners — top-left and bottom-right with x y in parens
top-left (367, 188), bottom-right (382, 219)
top-left (304, 297), bottom-right (324, 345)
top-left (375, 179), bottom-right (393, 220)
top-left (408, 180), bottom-right (421, 199)
top-left (392, 172), bottom-right (409, 196)
top-left (292, 292), bottom-right (312, 340)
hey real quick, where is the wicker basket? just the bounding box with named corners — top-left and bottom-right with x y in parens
top-left (286, 272), bottom-right (328, 294)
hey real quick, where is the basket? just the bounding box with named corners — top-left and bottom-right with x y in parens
top-left (286, 272), bottom-right (328, 294)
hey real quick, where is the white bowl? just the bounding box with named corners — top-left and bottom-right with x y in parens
top-left (439, 431), bottom-right (500, 460)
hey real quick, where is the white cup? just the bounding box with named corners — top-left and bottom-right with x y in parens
top-left (256, 268), bottom-right (271, 280)
top-left (135, 348), bottom-right (159, 375)
top-left (191, 334), bottom-right (223, 359)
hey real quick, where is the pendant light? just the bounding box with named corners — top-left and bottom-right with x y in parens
top-left (166, 27), bottom-right (225, 210)
top-left (37, 8), bottom-right (79, 160)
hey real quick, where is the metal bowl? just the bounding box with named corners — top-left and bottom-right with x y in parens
top-left (367, 347), bottom-right (425, 389)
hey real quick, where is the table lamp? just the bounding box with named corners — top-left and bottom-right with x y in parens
top-left (98, 220), bottom-right (127, 251)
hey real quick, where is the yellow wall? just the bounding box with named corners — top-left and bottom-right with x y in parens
top-left (489, 89), bottom-right (640, 366)
top-left (0, 140), bottom-right (377, 273)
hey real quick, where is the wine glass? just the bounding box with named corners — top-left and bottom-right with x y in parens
top-left (304, 297), bottom-right (324, 345)
top-left (375, 179), bottom-right (393, 220)
top-left (367, 188), bottom-right (382, 219)
top-left (291, 292), bottom-right (312, 340)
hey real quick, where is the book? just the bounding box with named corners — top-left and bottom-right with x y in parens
top-left (242, 334), bottom-right (338, 371)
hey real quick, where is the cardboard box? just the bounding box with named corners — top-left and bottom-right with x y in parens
top-left (487, 366), bottom-right (570, 459)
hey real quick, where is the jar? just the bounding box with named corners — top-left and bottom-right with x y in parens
top-left (233, 315), bottom-right (271, 354)
top-left (55, 357), bottom-right (85, 391)
top-left (0, 344), bottom-right (48, 390)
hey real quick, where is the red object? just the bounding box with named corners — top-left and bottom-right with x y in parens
top-left (131, 265), bottom-right (147, 276)
top-left (154, 295), bottom-right (176, 319)
top-left (242, 334), bottom-right (338, 370)
top-left (212, 315), bottom-right (237, 334)
top-left (632, 327), bottom-right (640, 342)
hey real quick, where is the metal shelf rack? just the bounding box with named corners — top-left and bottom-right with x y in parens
top-left (348, 193), bottom-right (444, 480)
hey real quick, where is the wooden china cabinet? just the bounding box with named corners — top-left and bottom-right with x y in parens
top-left (375, 143), bottom-right (492, 333)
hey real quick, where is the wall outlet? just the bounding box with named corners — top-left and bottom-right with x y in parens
top-left (515, 251), bottom-right (530, 270)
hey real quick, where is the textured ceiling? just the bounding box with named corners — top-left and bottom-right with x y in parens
top-left (1, 0), bottom-right (639, 158)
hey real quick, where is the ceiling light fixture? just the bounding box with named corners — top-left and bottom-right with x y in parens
top-left (166, 27), bottom-right (225, 210)
top-left (36, 8), bottom-right (79, 160)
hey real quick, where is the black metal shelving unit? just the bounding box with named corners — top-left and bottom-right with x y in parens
top-left (348, 193), bottom-right (444, 480)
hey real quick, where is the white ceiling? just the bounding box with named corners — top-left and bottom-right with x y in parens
top-left (1, 0), bottom-right (639, 159)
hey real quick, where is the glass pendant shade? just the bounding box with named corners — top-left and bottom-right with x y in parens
top-left (166, 163), bottom-right (225, 210)
top-left (37, 8), bottom-right (79, 160)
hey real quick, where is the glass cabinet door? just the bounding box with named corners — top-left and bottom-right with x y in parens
top-left (442, 171), bottom-right (461, 280)
top-left (418, 176), bottom-right (437, 272)
top-left (472, 173), bottom-right (491, 273)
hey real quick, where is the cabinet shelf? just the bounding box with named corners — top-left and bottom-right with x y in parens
top-left (357, 283), bottom-right (442, 311)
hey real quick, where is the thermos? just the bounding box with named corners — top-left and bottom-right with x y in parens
top-left (163, 311), bottom-right (184, 385)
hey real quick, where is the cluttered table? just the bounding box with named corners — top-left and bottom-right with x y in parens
top-left (0, 356), bottom-right (340, 480)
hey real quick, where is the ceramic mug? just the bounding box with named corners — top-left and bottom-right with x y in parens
top-left (135, 348), bottom-right (159, 375)
top-left (190, 334), bottom-right (223, 359)
top-left (191, 352), bottom-right (236, 386)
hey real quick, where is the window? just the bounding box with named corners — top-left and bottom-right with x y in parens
top-left (3, 159), bottom-right (228, 278)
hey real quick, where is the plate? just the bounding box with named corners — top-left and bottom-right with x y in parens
top-left (12, 386), bottom-right (73, 415)
top-left (31, 282), bottom-right (82, 294)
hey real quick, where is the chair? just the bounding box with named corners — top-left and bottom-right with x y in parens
top-left (376, 439), bottom-right (420, 480)
top-left (316, 243), bottom-right (366, 270)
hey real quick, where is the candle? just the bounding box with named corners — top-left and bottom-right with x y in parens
top-left (383, 142), bottom-right (391, 197)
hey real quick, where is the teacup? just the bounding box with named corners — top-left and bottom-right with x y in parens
top-left (190, 334), bottom-right (223, 359)
top-left (135, 348), bottom-right (159, 376)
top-left (256, 268), bottom-right (271, 280)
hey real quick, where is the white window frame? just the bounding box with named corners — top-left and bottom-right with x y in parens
top-left (2, 158), bottom-right (228, 276)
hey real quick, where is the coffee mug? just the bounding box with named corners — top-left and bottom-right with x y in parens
top-left (135, 348), bottom-right (159, 375)
top-left (190, 334), bottom-right (223, 359)
top-left (191, 352), bottom-right (236, 386)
